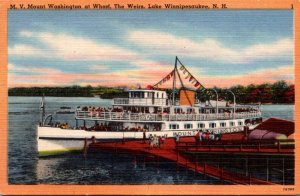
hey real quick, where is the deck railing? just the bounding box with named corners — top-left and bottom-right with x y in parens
top-left (176, 139), bottom-right (295, 154)
top-left (114, 98), bottom-right (168, 106)
top-left (75, 110), bottom-right (262, 122)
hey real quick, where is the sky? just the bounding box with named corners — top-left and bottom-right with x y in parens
top-left (8, 10), bottom-right (294, 88)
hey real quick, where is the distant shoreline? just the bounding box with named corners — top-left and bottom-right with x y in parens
top-left (8, 80), bottom-right (294, 104)
top-left (7, 96), bottom-right (295, 105)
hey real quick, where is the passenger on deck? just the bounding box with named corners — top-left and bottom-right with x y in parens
top-left (154, 135), bottom-right (158, 147)
top-left (175, 134), bottom-right (180, 145)
top-left (210, 132), bottom-right (215, 140)
top-left (149, 134), bottom-right (154, 149)
top-left (158, 136), bottom-right (162, 148)
top-left (162, 136), bottom-right (165, 146)
top-left (195, 131), bottom-right (200, 144)
top-left (199, 130), bottom-right (203, 142)
top-left (205, 132), bottom-right (210, 140)
top-left (142, 130), bottom-right (146, 143)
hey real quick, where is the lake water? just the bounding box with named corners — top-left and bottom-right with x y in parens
top-left (8, 96), bottom-right (294, 184)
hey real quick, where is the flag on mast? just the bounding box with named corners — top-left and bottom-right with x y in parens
top-left (40, 94), bottom-right (45, 111)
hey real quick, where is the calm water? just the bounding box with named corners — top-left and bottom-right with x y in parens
top-left (8, 96), bottom-right (294, 184)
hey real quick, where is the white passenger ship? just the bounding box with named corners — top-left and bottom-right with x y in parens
top-left (37, 57), bottom-right (262, 156)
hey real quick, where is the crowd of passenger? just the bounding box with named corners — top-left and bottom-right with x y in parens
top-left (147, 134), bottom-right (165, 149)
top-left (195, 130), bottom-right (222, 143)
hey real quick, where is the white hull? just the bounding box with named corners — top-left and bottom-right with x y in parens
top-left (37, 124), bottom-right (258, 156)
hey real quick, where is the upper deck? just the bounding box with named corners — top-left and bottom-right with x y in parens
top-left (113, 89), bottom-right (168, 107)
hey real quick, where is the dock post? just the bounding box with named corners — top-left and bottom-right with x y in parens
top-left (277, 140), bottom-right (281, 152)
top-left (75, 119), bottom-right (78, 129)
top-left (195, 155), bottom-right (198, 174)
top-left (282, 157), bottom-right (285, 185)
top-left (249, 173), bottom-right (251, 185)
top-left (83, 137), bottom-right (88, 159)
top-left (185, 156), bottom-right (188, 173)
top-left (133, 155), bottom-right (137, 168)
top-left (245, 156), bottom-right (249, 176)
top-left (143, 155), bottom-right (146, 169)
top-left (220, 168), bottom-right (224, 184)
top-left (266, 157), bottom-right (269, 182)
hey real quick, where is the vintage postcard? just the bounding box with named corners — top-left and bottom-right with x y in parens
top-left (0, 0), bottom-right (299, 195)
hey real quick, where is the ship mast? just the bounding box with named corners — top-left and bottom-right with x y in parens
top-left (172, 56), bottom-right (178, 105)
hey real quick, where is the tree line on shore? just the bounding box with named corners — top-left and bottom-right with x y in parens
top-left (8, 80), bottom-right (294, 104)
top-left (198, 80), bottom-right (294, 104)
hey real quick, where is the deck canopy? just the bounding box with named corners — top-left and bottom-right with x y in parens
top-left (254, 118), bottom-right (294, 136)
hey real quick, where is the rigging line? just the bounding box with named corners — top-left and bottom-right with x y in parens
top-left (177, 57), bottom-right (207, 89)
top-left (153, 70), bottom-right (174, 88)
top-left (175, 65), bottom-right (193, 107)
top-left (172, 57), bottom-right (177, 105)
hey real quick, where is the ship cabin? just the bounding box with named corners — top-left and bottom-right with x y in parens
top-left (113, 89), bottom-right (169, 114)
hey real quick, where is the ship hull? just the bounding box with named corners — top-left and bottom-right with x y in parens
top-left (37, 124), bottom-right (258, 156)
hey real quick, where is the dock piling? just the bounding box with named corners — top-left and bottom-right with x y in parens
top-left (83, 137), bottom-right (88, 159)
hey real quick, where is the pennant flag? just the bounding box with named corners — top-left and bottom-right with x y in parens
top-left (194, 82), bottom-right (200, 87)
top-left (185, 73), bottom-right (191, 79)
top-left (180, 65), bottom-right (185, 70)
top-left (170, 71), bottom-right (174, 77)
top-left (183, 70), bottom-right (187, 74)
top-left (199, 86), bottom-right (206, 91)
top-left (167, 75), bottom-right (170, 80)
top-left (191, 80), bottom-right (196, 84)
top-left (189, 76), bottom-right (194, 82)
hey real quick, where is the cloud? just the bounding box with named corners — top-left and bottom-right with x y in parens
top-left (10, 31), bottom-right (138, 61)
top-left (9, 44), bottom-right (47, 56)
top-left (199, 65), bottom-right (294, 88)
top-left (89, 65), bottom-right (108, 71)
top-left (8, 62), bottom-right (293, 88)
top-left (128, 30), bottom-right (293, 63)
top-left (9, 63), bottom-right (62, 75)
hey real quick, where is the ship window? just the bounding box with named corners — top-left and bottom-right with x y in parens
top-left (230, 121), bottom-right (235, 126)
top-left (174, 108), bottom-right (182, 114)
top-left (220, 122), bottom-right (226, 127)
top-left (238, 121), bottom-right (243, 126)
top-left (169, 124), bottom-right (179, 129)
top-left (186, 108), bottom-right (195, 114)
top-left (148, 92), bottom-right (153, 98)
top-left (134, 92), bottom-right (140, 98)
top-left (198, 123), bottom-right (205, 128)
top-left (140, 92), bottom-right (144, 98)
top-left (209, 123), bottom-right (216, 128)
top-left (162, 93), bottom-right (164, 98)
top-left (184, 124), bottom-right (193, 129)
top-left (157, 92), bottom-right (159, 98)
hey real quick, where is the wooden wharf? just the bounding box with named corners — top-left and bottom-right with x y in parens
top-left (86, 136), bottom-right (293, 185)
